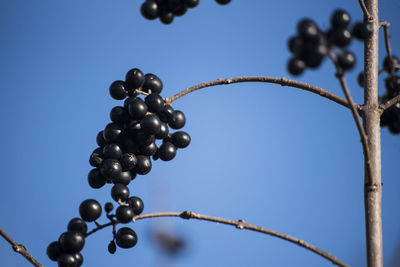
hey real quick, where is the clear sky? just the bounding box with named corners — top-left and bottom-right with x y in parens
top-left (1, 0), bottom-right (400, 267)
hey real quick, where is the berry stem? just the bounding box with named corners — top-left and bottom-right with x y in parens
top-left (358, 0), bottom-right (373, 21)
top-left (327, 50), bottom-right (372, 180)
top-left (85, 211), bottom-right (350, 267)
top-left (0, 228), bottom-right (43, 267)
top-left (380, 21), bottom-right (396, 77)
top-left (165, 76), bottom-right (358, 110)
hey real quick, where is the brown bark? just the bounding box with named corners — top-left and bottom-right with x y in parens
top-left (363, 0), bottom-right (383, 266)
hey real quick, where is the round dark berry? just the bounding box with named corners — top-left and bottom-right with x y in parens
top-left (109, 80), bottom-right (128, 100)
top-left (125, 120), bottom-right (141, 136)
top-left (73, 253), bottom-right (83, 267)
top-left (145, 93), bottom-right (165, 113)
top-left (327, 27), bottom-right (352, 47)
top-left (89, 148), bottom-right (103, 167)
top-left (159, 142), bottom-right (177, 161)
top-left (169, 110), bottom-right (186, 129)
top-left (108, 241), bottom-right (117, 254)
top-left (126, 196), bottom-right (144, 215)
top-left (357, 72), bottom-right (364, 87)
top-left (116, 227), bottom-right (138, 248)
top-left (135, 155), bottom-right (152, 175)
top-left (47, 241), bottom-right (62, 261)
top-left (96, 131), bottom-right (107, 148)
top-left (116, 205), bottom-right (135, 223)
top-left (57, 253), bottom-right (77, 267)
top-left (141, 114), bottom-right (162, 135)
top-left (297, 19), bottom-right (319, 41)
top-left (171, 131), bottom-right (191, 148)
top-left (143, 73), bottom-right (163, 94)
top-left (353, 21), bottom-right (373, 40)
top-left (216, 0), bottom-right (231, 4)
top-left (338, 51), bottom-right (356, 70)
top-left (155, 122), bottom-right (169, 139)
top-left (385, 76), bottom-right (400, 93)
top-left (141, 0), bottom-right (159, 20)
top-left (172, 5), bottom-right (187, 16)
top-left (103, 123), bottom-right (125, 143)
top-left (133, 131), bottom-right (155, 147)
top-left (120, 153), bottom-right (137, 171)
top-left (104, 202), bottom-right (114, 213)
top-left (159, 104), bottom-right (175, 123)
top-left (67, 218), bottom-right (88, 235)
top-left (127, 98), bottom-right (148, 120)
top-left (114, 170), bottom-right (132, 185)
top-left (160, 11), bottom-right (174, 24)
top-left (88, 168), bottom-right (106, 189)
top-left (79, 199), bottom-right (102, 222)
top-left (111, 184), bottom-right (130, 202)
top-left (125, 68), bottom-right (145, 90)
top-left (383, 55), bottom-right (400, 73)
top-left (140, 142), bottom-right (158, 156)
top-left (100, 158), bottom-right (122, 179)
top-left (288, 36), bottom-right (303, 55)
top-left (185, 0), bottom-right (199, 8)
top-left (59, 231), bottom-right (85, 253)
top-left (330, 9), bottom-right (351, 28)
top-left (110, 106), bottom-right (129, 123)
top-left (103, 144), bottom-right (122, 159)
top-left (168, 0), bottom-right (184, 13)
top-left (122, 138), bottom-right (140, 155)
top-left (298, 42), bottom-right (326, 68)
top-left (287, 58), bottom-right (305, 76)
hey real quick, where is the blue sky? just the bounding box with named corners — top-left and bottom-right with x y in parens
top-left (1, 0), bottom-right (400, 266)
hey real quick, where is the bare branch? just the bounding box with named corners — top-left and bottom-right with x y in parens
top-left (359, 0), bottom-right (373, 21)
top-left (87, 211), bottom-right (350, 267)
top-left (164, 76), bottom-right (358, 110)
top-left (380, 95), bottom-right (400, 111)
top-left (0, 228), bottom-right (43, 267)
top-left (327, 51), bottom-right (372, 178)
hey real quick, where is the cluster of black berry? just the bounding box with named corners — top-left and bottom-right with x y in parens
top-left (140, 0), bottom-right (230, 24)
top-left (47, 68), bottom-right (191, 266)
top-left (140, 0), bottom-right (199, 24)
top-left (358, 55), bottom-right (400, 133)
top-left (287, 9), bottom-right (372, 76)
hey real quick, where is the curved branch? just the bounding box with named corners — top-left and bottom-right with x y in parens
top-left (164, 76), bottom-right (358, 110)
top-left (359, 0), bottom-right (373, 21)
top-left (87, 211), bottom-right (350, 267)
top-left (0, 228), bottom-right (43, 267)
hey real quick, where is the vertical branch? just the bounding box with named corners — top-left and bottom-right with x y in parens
top-left (363, 0), bottom-right (383, 267)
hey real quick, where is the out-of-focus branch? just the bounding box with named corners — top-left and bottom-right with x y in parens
top-left (0, 228), bottom-right (43, 267)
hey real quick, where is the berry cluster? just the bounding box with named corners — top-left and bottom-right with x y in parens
top-left (47, 68), bottom-right (191, 266)
top-left (140, 0), bottom-right (231, 24)
top-left (287, 9), bottom-right (372, 76)
top-left (358, 55), bottom-right (400, 134)
top-left (140, 0), bottom-right (199, 24)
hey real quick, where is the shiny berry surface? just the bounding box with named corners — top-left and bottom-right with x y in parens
top-left (79, 199), bottom-right (102, 222)
top-left (116, 227), bottom-right (138, 248)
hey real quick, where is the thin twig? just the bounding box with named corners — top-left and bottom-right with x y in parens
top-left (0, 228), bottom-right (43, 267)
top-left (359, 0), bottom-right (373, 21)
top-left (327, 51), bottom-right (372, 178)
top-left (381, 21), bottom-right (396, 76)
top-left (164, 76), bottom-right (358, 110)
top-left (87, 211), bottom-right (350, 267)
top-left (380, 95), bottom-right (400, 111)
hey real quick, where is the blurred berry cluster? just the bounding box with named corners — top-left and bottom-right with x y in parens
top-left (287, 9), bottom-right (372, 76)
top-left (140, 0), bottom-right (230, 24)
top-left (47, 68), bottom-right (191, 266)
